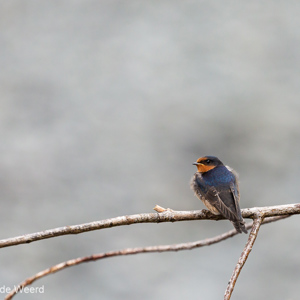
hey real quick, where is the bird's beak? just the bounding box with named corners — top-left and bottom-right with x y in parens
top-left (193, 162), bottom-right (201, 166)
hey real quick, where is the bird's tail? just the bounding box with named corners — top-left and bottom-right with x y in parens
top-left (232, 219), bottom-right (248, 234)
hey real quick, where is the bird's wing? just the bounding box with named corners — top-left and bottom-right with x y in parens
top-left (230, 183), bottom-right (243, 221)
top-left (205, 187), bottom-right (239, 222)
top-left (193, 171), bottom-right (242, 221)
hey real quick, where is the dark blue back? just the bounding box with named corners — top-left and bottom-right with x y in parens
top-left (197, 166), bottom-right (235, 193)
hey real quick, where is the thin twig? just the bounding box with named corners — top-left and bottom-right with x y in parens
top-left (224, 215), bottom-right (264, 300)
top-left (5, 215), bottom-right (288, 300)
top-left (0, 203), bottom-right (299, 249)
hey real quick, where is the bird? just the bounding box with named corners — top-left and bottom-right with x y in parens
top-left (190, 156), bottom-right (247, 234)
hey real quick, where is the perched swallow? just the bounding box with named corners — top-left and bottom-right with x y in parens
top-left (190, 156), bottom-right (247, 234)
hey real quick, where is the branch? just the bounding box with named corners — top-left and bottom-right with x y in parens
top-left (1, 203), bottom-right (299, 249)
top-left (224, 214), bottom-right (264, 300)
top-left (4, 215), bottom-right (287, 300)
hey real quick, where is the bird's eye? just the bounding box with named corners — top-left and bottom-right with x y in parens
top-left (205, 159), bottom-right (211, 164)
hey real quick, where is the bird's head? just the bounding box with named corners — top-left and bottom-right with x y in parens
top-left (193, 156), bottom-right (223, 173)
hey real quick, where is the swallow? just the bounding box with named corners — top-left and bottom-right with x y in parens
top-left (190, 156), bottom-right (247, 234)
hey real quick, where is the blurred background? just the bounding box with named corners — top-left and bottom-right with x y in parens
top-left (1, 1), bottom-right (300, 299)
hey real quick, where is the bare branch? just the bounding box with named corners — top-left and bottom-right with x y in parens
top-left (0, 203), bottom-right (299, 249)
top-left (224, 215), bottom-right (264, 300)
top-left (4, 215), bottom-right (288, 300)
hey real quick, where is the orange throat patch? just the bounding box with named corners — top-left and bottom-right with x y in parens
top-left (196, 164), bottom-right (215, 173)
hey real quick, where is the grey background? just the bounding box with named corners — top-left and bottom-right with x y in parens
top-left (1, 1), bottom-right (300, 299)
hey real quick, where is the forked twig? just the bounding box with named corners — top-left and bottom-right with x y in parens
top-left (5, 215), bottom-right (287, 300)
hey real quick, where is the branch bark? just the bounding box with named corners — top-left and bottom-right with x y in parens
top-left (4, 215), bottom-right (288, 300)
top-left (224, 214), bottom-right (264, 299)
top-left (0, 203), bottom-right (299, 249)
